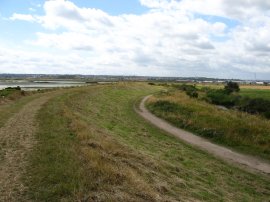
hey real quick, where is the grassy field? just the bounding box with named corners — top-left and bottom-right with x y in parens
top-left (240, 88), bottom-right (270, 100)
top-left (23, 83), bottom-right (270, 201)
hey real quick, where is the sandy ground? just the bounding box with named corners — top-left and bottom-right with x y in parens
top-left (137, 95), bottom-right (270, 175)
top-left (0, 95), bottom-right (53, 201)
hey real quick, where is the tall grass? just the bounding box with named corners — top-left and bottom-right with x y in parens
top-left (147, 90), bottom-right (270, 160)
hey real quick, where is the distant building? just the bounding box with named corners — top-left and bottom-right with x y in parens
top-left (255, 82), bottom-right (264, 85)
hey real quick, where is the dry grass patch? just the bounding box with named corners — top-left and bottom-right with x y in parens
top-left (67, 112), bottom-right (164, 201)
top-left (240, 85), bottom-right (270, 90)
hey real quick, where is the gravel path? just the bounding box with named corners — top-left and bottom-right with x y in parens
top-left (0, 95), bottom-right (52, 201)
top-left (137, 95), bottom-right (270, 175)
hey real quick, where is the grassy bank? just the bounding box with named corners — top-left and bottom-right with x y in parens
top-left (26, 83), bottom-right (269, 201)
top-left (147, 90), bottom-right (270, 160)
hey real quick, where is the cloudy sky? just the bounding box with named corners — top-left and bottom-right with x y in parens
top-left (0, 0), bottom-right (270, 79)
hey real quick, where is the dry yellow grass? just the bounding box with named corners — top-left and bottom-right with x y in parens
top-left (240, 85), bottom-right (270, 90)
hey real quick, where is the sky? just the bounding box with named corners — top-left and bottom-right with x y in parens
top-left (0, 0), bottom-right (270, 79)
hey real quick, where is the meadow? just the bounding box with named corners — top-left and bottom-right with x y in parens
top-left (20, 83), bottom-right (269, 201)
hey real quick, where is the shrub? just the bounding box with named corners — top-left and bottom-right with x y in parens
top-left (237, 97), bottom-right (270, 118)
top-left (0, 86), bottom-right (22, 97)
top-left (178, 84), bottom-right (197, 92)
top-left (178, 84), bottom-right (198, 98)
top-left (206, 90), bottom-right (239, 107)
top-left (224, 81), bottom-right (240, 94)
top-left (186, 90), bottom-right (198, 98)
top-left (200, 87), bottom-right (211, 92)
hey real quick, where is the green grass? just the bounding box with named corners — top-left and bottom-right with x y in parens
top-left (240, 89), bottom-right (270, 100)
top-left (0, 88), bottom-right (19, 97)
top-left (25, 93), bottom-right (84, 201)
top-left (147, 90), bottom-right (270, 160)
top-left (26, 83), bottom-right (269, 201)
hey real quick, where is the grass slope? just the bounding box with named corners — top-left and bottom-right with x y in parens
top-left (26, 83), bottom-right (269, 201)
top-left (147, 90), bottom-right (270, 160)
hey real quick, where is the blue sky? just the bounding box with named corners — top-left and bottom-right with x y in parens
top-left (0, 0), bottom-right (148, 15)
top-left (0, 0), bottom-right (270, 79)
top-left (0, 0), bottom-right (148, 43)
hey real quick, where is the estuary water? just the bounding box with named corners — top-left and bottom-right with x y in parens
top-left (0, 80), bottom-right (88, 91)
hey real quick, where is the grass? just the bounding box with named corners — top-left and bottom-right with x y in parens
top-left (26, 83), bottom-right (269, 201)
top-left (0, 93), bottom-right (46, 128)
top-left (147, 90), bottom-right (270, 160)
top-left (240, 88), bottom-right (270, 100)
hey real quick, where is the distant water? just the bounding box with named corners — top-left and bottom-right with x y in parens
top-left (0, 80), bottom-right (88, 91)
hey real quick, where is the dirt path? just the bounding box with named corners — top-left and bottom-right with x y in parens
top-left (137, 95), bottom-right (270, 175)
top-left (0, 94), bottom-right (53, 201)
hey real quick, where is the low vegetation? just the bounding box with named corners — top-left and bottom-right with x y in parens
top-left (25, 83), bottom-right (269, 201)
top-left (240, 88), bottom-right (270, 100)
top-left (0, 86), bottom-right (25, 99)
top-left (174, 82), bottom-right (270, 119)
top-left (147, 86), bottom-right (270, 160)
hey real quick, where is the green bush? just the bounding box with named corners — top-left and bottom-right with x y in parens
top-left (224, 81), bottom-right (240, 94)
top-left (238, 97), bottom-right (270, 118)
top-left (186, 90), bottom-right (198, 98)
top-left (0, 86), bottom-right (22, 97)
top-left (206, 90), bottom-right (239, 107)
top-left (178, 84), bottom-right (197, 92)
top-left (178, 84), bottom-right (198, 98)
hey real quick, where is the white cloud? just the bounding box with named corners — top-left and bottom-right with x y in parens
top-left (10, 13), bottom-right (35, 22)
top-left (2, 0), bottom-right (270, 79)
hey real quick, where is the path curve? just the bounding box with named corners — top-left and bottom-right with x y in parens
top-left (136, 95), bottom-right (270, 175)
top-left (0, 94), bottom-right (54, 201)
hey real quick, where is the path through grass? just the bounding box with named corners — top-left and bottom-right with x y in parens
top-left (26, 83), bottom-right (270, 201)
